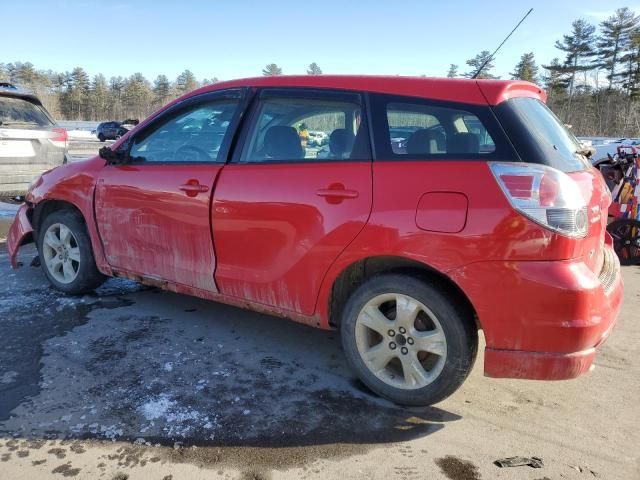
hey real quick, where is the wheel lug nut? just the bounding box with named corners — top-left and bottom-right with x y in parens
top-left (389, 342), bottom-right (397, 350)
top-left (388, 330), bottom-right (395, 337)
top-left (401, 347), bottom-right (408, 355)
top-left (407, 337), bottom-right (414, 345)
top-left (399, 327), bottom-right (406, 334)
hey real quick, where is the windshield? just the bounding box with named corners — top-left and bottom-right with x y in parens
top-left (494, 97), bottom-right (590, 172)
top-left (0, 96), bottom-right (52, 128)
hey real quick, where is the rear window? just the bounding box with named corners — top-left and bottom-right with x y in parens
top-left (0, 96), bottom-right (52, 128)
top-left (369, 93), bottom-right (514, 161)
top-left (494, 97), bottom-right (590, 172)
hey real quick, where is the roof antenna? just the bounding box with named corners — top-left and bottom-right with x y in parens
top-left (472, 8), bottom-right (534, 79)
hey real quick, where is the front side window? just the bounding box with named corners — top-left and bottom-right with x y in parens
top-left (129, 95), bottom-right (241, 163)
top-left (240, 91), bottom-right (370, 162)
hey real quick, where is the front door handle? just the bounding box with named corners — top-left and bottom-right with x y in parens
top-left (180, 180), bottom-right (209, 197)
top-left (316, 183), bottom-right (359, 204)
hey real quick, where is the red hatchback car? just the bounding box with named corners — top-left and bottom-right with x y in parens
top-left (7, 76), bottom-right (623, 405)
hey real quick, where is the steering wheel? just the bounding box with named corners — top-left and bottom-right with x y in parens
top-left (174, 145), bottom-right (210, 162)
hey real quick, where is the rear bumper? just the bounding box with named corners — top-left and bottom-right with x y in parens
top-left (7, 203), bottom-right (34, 268)
top-left (450, 244), bottom-right (623, 381)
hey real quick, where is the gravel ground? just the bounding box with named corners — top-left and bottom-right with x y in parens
top-left (0, 226), bottom-right (639, 480)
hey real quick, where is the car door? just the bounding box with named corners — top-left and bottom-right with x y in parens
top-left (94, 89), bottom-right (246, 291)
top-left (212, 88), bottom-right (373, 315)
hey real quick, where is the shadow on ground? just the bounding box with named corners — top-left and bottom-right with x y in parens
top-left (0, 245), bottom-right (461, 462)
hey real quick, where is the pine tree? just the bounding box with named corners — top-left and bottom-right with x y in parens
top-left (446, 64), bottom-right (458, 78)
top-left (60, 67), bottom-right (90, 120)
top-left (307, 62), bottom-right (322, 75)
top-left (9, 62), bottom-right (38, 89)
top-left (152, 74), bottom-right (171, 106)
top-left (551, 19), bottom-right (597, 98)
top-left (618, 29), bottom-right (640, 98)
top-left (109, 76), bottom-right (125, 120)
top-left (542, 57), bottom-right (570, 97)
top-left (175, 70), bottom-right (198, 94)
top-left (89, 74), bottom-right (109, 120)
top-left (0, 63), bottom-right (8, 82)
top-left (511, 52), bottom-right (539, 83)
top-left (464, 51), bottom-right (498, 79)
top-left (597, 8), bottom-right (639, 89)
top-left (124, 73), bottom-right (152, 120)
top-left (262, 64), bottom-right (283, 76)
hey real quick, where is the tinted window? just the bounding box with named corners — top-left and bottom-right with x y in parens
top-left (384, 102), bottom-right (495, 157)
top-left (494, 97), bottom-right (589, 172)
top-left (240, 91), bottom-right (370, 162)
top-left (129, 97), bottom-right (241, 163)
top-left (0, 97), bottom-right (52, 128)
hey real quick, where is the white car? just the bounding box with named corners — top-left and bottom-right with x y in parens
top-left (307, 130), bottom-right (328, 146)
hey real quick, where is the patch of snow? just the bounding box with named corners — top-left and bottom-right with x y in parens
top-left (0, 371), bottom-right (18, 384)
top-left (163, 362), bottom-right (173, 372)
top-left (139, 395), bottom-right (175, 421)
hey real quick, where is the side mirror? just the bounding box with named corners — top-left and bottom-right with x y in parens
top-left (99, 145), bottom-right (127, 165)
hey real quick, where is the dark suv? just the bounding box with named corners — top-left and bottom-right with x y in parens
top-left (95, 122), bottom-right (126, 142)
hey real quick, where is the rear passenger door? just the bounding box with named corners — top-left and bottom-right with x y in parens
top-left (212, 88), bottom-right (373, 315)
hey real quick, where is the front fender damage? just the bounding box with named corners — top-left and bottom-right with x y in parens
top-left (7, 203), bottom-right (34, 268)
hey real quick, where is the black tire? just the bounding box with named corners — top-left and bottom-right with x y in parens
top-left (340, 274), bottom-right (478, 406)
top-left (98, 133), bottom-right (105, 142)
top-left (607, 219), bottom-right (640, 265)
top-left (37, 209), bottom-right (107, 294)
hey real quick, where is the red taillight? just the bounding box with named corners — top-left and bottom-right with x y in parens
top-left (501, 175), bottom-right (534, 200)
top-left (490, 162), bottom-right (588, 238)
top-left (50, 128), bottom-right (68, 148)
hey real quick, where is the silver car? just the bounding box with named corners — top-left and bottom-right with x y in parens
top-left (0, 83), bottom-right (68, 197)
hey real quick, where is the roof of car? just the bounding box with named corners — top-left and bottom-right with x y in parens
top-left (0, 83), bottom-right (43, 105)
top-left (190, 75), bottom-right (546, 106)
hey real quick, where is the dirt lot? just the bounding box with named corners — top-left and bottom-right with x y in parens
top-left (0, 215), bottom-right (639, 480)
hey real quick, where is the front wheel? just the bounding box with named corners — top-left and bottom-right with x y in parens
top-left (341, 274), bottom-right (477, 406)
top-left (37, 209), bottom-right (107, 294)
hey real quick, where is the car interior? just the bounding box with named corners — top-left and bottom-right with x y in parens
top-left (243, 98), bottom-right (369, 162)
top-left (388, 103), bottom-right (494, 156)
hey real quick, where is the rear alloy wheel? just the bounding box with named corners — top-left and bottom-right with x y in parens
top-left (37, 210), bottom-right (107, 294)
top-left (607, 219), bottom-right (640, 265)
top-left (341, 274), bottom-right (477, 406)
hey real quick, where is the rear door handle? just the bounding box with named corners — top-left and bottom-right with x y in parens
top-left (316, 188), bottom-right (359, 199)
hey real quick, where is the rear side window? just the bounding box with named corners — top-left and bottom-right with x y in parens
top-left (370, 93), bottom-right (512, 160)
top-left (239, 89), bottom-right (370, 163)
top-left (0, 97), bottom-right (52, 128)
top-left (494, 97), bottom-right (590, 172)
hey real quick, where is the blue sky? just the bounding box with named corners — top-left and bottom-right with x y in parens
top-left (4, 0), bottom-right (639, 81)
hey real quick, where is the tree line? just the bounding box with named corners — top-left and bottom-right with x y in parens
top-left (0, 61), bottom-right (324, 123)
top-left (3, 6), bottom-right (640, 137)
top-left (0, 62), bottom-right (219, 122)
top-left (445, 7), bottom-right (640, 137)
